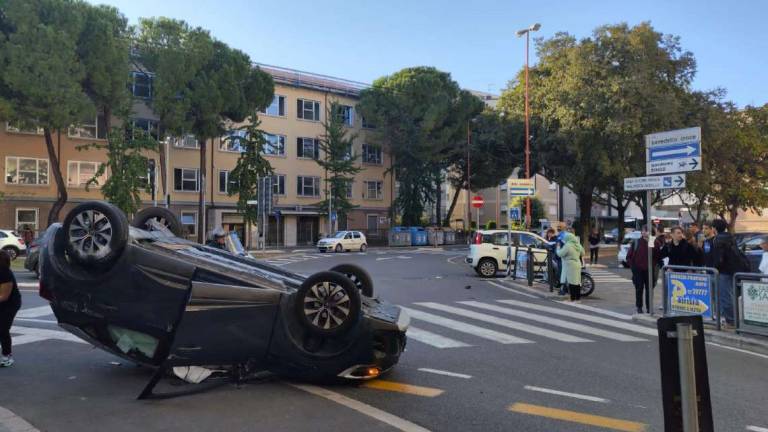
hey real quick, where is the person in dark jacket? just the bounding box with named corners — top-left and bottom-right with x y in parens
top-left (661, 226), bottom-right (698, 267)
top-left (0, 250), bottom-right (21, 367)
top-left (707, 219), bottom-right (739, 326)
top-left (205, 227), bottom-right (227, 250)
top-left (626, 227), bottom-right (659, 314)
top-left (588, 228), bottom-right (600, 265)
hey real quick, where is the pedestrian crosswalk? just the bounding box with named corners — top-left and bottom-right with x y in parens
top-left (587, 268), bottom-right (633, 285)
top-left (401, 299), bottom-right (655, 349)
top-left (261, 248), bottom-right (465, 266)
top-left (262, 252), bottom-right (364, 266)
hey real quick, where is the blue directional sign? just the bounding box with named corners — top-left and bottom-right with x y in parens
top-left (509, 207), bottom-right (522, 221)
top-left (648, 142), bottom-right (701, 161)
top-left (665, 272), bottom-right (714, 319)
top-left (646, 127), bottom-right (702, 175)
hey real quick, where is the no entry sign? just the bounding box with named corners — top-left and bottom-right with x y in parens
top-left (472, 196), bottom-right (484, 208)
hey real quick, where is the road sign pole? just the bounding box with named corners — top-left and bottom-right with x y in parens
top-left (476, 207), bottom-right (480, 229)
top-left (648, 190), bottom-right (654, 316)
top-left (676, 322), bottom-right (700, 432)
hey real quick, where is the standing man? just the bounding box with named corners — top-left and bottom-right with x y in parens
top-left (627, 226), bottom-right (655, 314)
top-left (588, 228), bottom-right (600, 266)
top-left (705, 219), bottom-right (738, 326)
top-left (21, 225), bottom-right (34, 250)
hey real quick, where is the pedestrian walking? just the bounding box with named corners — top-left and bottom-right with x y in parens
top-left (661, 226), bottom-right (698, 267)
top-left (704, 219), bottom-right (750, 327)
top-left (626, 226), bottom-right (657, 314)
top-left (759, 237), bottom-right (768, 275)
top-left (0, 250), bottom-right (21, 367)
top-left (556, 232), bottom-right (584, 303)
top-left (206, 227), bottom-right (228, 250)
top-left (588, 228), bottom-right (600, 265)
top-left (21, 225), bottom-right (34, 249)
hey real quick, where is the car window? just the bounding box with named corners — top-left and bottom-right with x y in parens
top-left (0, 232), bottom-right (6, 239)
top-left (353, 232), bottom-right (361, 239)
top-left (333, 232), bottom-right (346, 238)
top-left (519, 233), bottom-right (540, 248)
top-left (345, 233), bottom-right (352, 239)
top-left (744, 236), bottom-right (765, 251)
top-left (492, 233), bottom-right (510, 246)
top-left (480, 233), bottom-right (494, 244)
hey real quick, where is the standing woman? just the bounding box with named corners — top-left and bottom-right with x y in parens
top-left (557, 232), bottom-right (585, 303)
top-left (0, 250), bottom-right (21, 367)
top-left (588, 228), bottom-right (600, 265)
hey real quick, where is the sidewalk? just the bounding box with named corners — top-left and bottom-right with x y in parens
top-left (0, 407), bottom-right (39, 432)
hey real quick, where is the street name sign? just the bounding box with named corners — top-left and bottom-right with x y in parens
top-left (646, 127), bottom-right (702, 175)
top-left (507, 178), bottom-right (535, 197)
top-left (624, 174), bottom-right (686, 191)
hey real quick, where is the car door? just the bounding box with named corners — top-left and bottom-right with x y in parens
top-left (343, 232), bottom-right (354, 250)
top-left (353, 232), bottom-right (363, 249)
top-left (519, 233), bottom-right (549, 268)
top-left (490, 232), bottom-right (513, 270)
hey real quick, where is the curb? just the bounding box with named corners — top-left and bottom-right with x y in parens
top-left (0, 407), bottom-right (40, 432)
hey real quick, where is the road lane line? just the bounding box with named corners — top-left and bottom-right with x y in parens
top-left (747, 426), bottom-right (768, 432)
top-left (361, 380), bottom-right (444, 397)
top-left (706, 342), bottom-right (768, 360)
top-left (498, 300), bottom-right (657, 336)
top-left (400, 307), bottom-right (533, 344)
top-left (417, 368), bottom-right (472, 379)
top-left (486, 281), bottom-right (538, 298)
top-left (289, 383), bottom-right (431, 432)
top-left (415, 303), bottom-right (592, 343)
top-left (496, 280), bottom-right (552, 297)
top-left (15, 318), bottom-right (57, 324)
top-left (560, 302), bottom-right (634, 320)
top-left (16, 305), bottom-right (52, 318)
top-left (10, 326), bottom-right (87, 344)
top-left (407, 327), bottom-right (471, 349)
top-left (523, 385), bottom-right (609, 403)
top-left (376, 257), bottom-right (395, 261)
top-left (17, 282), bottom-right (38, 289)
top-left (460, 301), bottom-right (646, 342)
top-left (508, 403), bottom-right (647, 432)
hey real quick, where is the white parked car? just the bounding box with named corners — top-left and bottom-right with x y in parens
top-left (317, 231), bottom-right (368, 253)
top-left (466, 229), bottom-right (549, 278)
top-left (618, 231), bottom-right (642, 268)
top-left (0, 229), bottom-right (27, 260)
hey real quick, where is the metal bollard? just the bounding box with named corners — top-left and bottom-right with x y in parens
top-left (676, 323), bottom-right (699, 432)
top-left (527, 245), bottom-right (534, 286)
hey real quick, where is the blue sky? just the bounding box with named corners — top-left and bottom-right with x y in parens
top-left (92, 0), bottom-right (766, 107)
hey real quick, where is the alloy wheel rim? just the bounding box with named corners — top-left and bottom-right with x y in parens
top-left (303, 281), bottom-right (351, 330)
top-left (68, 210), bottom-right (113, 259)
top-left (480, 261), bottom-right (495, 275)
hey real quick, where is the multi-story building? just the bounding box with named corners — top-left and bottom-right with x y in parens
top-left (0, 64), bottom-right (393, 247)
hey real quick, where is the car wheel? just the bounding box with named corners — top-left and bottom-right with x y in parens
top-left (360, 243), bottom-right (367, 253)
top-left (295, 271), bottom-right (361, 337)
top-left (1, 247), bottom-right (18, 261)
top-left (580, 273), bottom-right (595, 297)
top-left (63, 201), bottom-right (129, 267)
top-left (477, 258), bottom-right (497, 278)
top-left (132, 207), bottom-right (183, 237)
top-left (329, 263), bottom-right (374, 297)
top-left (335, 244), bottom-right (342, 253)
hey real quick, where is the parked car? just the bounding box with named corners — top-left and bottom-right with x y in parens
top-left (617, 231), bottom-right (643, 268)
top-left (603, 228), bottom-right (619, 244)
top-left (317, 231), bottom-right (368, 253)
top-left (39, 202), bottom-right (407, 397)
top-left (736, 232), bottom-right (767, 272)
top-left (0, 229), bottom-right (26, 260)
top-left (24, 223), bottom-right (60, 277)
top-left (466, 229), bottom-right (549, 278)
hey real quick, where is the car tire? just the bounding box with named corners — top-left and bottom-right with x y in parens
top-left (360, 243), bottom-right (367, 253)
top-left (477, 258), bottom-right (498, 278)
top-left (295, 271), bottom-right (361, 337)
top-left (330, 263), bottom-right (374, 297)
top-left (132, 207), bottom-right (183, 237)
top-left (335, 244), bottom-right (342, 253)
top-left (1, 247), bottom-right (18, 261)
top-left (63, 201), bottom-right (129, 267)
top-left (580, 273), bottom-right (595, 297)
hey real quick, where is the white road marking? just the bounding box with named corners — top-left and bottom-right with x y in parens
top-left (459, 301), bottom-right (646, 342)
top-left (497, 280), bottom-right (549, 297)
top-left (16, 305), bottom-right (52, 318)
top-left (396, 256), bottom-right (412, 260)
top-left (376, 257), bottom-right (395, 261)
top-left (407, 327), bottom-right (471, 349)
top-left (415, 303), bottom-right (592, 343)
top-left (524, 385), bottom-right (610, 403)
top-left (400, 307), bottom-right (533, 344)
top-left (706, 342), bottom-right (768, 360)
top-left (10, 326), bottom-right (87, 344)
top-left (498, 300), bottom-right (657, 336)
top-left (17, 282), bottom-right (38, 289)
top-left (486, 281), bottom-right (538, 298)
top-left (418, 368), bottom-right (472, 379)
top-left (290, 383), bottom-right (432, 432)
top-left (559, 302), bottom-right (634, 320)
top-left (747, 426), bottom-right (768, 432)
top-left (15, 318), bottom-right (56, 324)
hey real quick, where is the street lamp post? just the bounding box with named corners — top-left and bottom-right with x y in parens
top-left (516, 23), bottom-right (541, 228)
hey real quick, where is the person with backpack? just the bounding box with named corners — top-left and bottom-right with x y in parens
top-left (705, 219), bottom-right (751, 327)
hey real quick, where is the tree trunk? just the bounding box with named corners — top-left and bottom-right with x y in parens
top-left (727, 206), bottom-right (739, 233)
top-left (435, 175), bottom-right (442, 226)
top-left (443, 183), bottom-right (462, 227)
top-left (197, 138), bottom-right (207, 243)
top-left (617, 201), bottom-right (626, 245)
top-left (159, 141), bottom-right (168, 206)
top-left (577, 189), bottom-right (593, 250)
top-left (44, 128), bottom-right (68, 225)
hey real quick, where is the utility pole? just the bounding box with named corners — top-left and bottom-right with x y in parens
top-left (466, 120), bottom-right (472, 231)
top-left (517, 23), bottom-right (541, 228)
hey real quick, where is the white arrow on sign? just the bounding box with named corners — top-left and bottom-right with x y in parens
top-left (652, 145), bottom-right (697, 157)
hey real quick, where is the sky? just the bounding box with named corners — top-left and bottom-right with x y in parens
top-left (90, 0), bottom-right (767, 107)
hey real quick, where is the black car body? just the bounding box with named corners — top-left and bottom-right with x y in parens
top-left (735, 232), bottom-right (767, 272)
top-left (39, 202), bottom-right (407, 392)
top-left (25, 223), bottom-right (60, 277)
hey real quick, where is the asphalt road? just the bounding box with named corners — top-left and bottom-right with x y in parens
top-left (3, 248), bottom-right (768, 432)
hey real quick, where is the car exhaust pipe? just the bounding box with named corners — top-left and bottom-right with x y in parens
top-left (337, 365), bottom-right (381, 380)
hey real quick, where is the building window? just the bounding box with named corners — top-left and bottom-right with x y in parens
top-left (272, 174), bottom-right (286, 196)
top-left (297, 176), bottom-right (320, 197)
top-left (297, 99), bottom-right (320, 121)
top-left (335, 105), bottom-right (354, 126)
top-left (261, 95), bottom-right (286, 117)
top-left (364, 180), bottom-right (383, 200)
top-left (339, 179), bottom-right (353, 199)
top-left (297, 138), bottom-right (320, 159)
top-left (68, 113), bottom-right (107, 140)
top-left (5, 121), bottom-right (43, 135)
top-left (221, 130), bottom-right (247, 152)
top-left (169, 134), bottom-right (199, 149)
top-left (174, 168), bottom-right (199, 192)
top-left (15, 209), bottom-right (38, 234)
top-left (361, 115), bottom-right (376, 129)
top-left (5, 157), bottom-right (49, 185)
top-left (67, 161), bottom-right (106, 187)
top-left (132, 118), bottom-right (159, 140)
top-left (131, 72), bottom-right (153, 99)
top-left (219, 170), bottom-right (239, 194)
top-left (362, 144), bottom-right (382, 165)
top-left (180, 211), bottom-right (197, 236)
top-left (263, 133), bottom-right (286, 156)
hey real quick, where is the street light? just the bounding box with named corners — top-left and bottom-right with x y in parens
top-left (516, 22), bottom-right (541, 228)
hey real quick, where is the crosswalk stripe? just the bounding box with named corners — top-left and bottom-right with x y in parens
top-left (415, 303), bottom-right (592, 343)
top-left (407, 326), bottom-right (472, 349)
top-left (458, 301), bottom-right (646, 342)
top-left (561, 303), bottom-right (634, 320)
top-left (17, 305), bottom-right (52, 318)
top-left (497, 300), bottom-right (657, 336)
top-left (400, 307), bottom-right (533, 345)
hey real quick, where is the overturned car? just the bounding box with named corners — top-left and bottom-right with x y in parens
top-left (39, 202), bottom-right (408, 397)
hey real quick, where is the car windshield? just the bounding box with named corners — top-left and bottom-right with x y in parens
top-left (332, 232), bottom-right (347, 238)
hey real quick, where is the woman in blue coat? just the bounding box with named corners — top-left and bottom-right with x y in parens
top-left (556, 233), bottom-right (585, 302)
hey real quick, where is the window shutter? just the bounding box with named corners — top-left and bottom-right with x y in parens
top-left (174, 169), bottom-right (182, 190)
top-left (279, 96), bottom-right (285, 116)
top-left (313, 139), bottom-right (319, 159)
top-left (297, 137), bottom-right (303, 157)
top-left (297, 99), bottom-right (303, 119)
